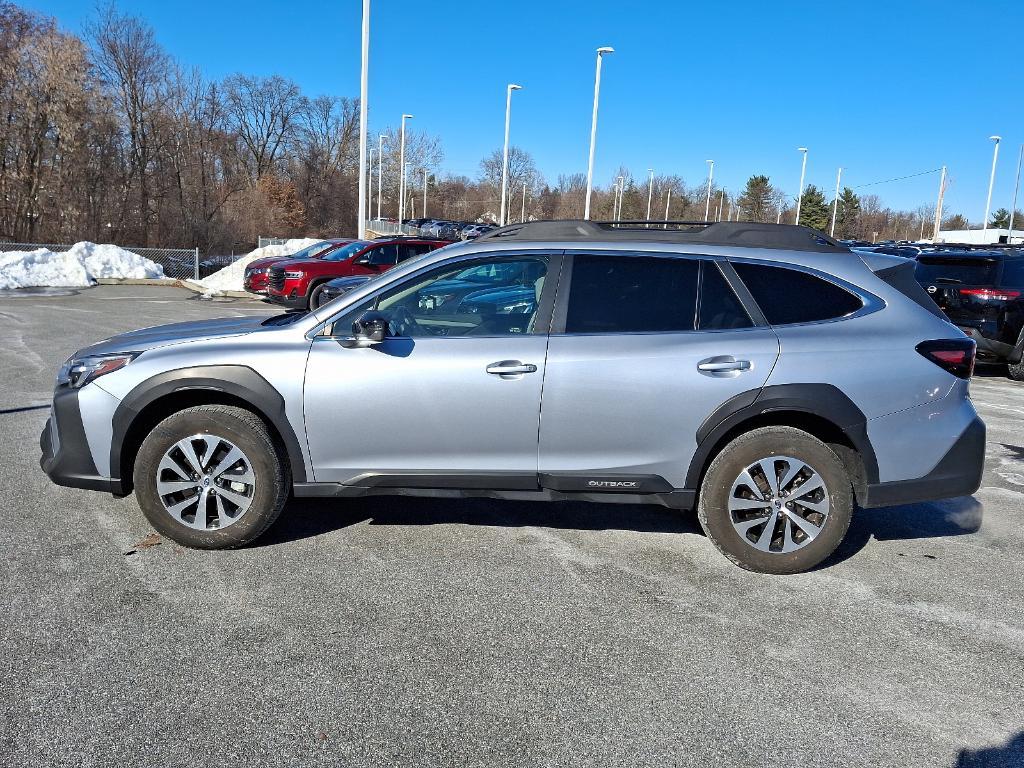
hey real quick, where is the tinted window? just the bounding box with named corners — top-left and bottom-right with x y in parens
top-left (366, 244), bottom-right (398, 265)
top-left (732, 262), bottom-right (862, 325)
top-left (324, 242), bottom-right (369, 261)
top-left (699, 262), bottom-right (753, 330)
top-left (999, 257), bottom-right (1024, 287)
top-left (915, 257), bottom-right (998, 286)
top-left (565, 255), bottom-right (698, 334)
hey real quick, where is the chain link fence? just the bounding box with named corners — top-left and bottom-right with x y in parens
top-left (0, 241), bottom-right (201, 280)
top-left (365, 219), bottom-right (416, 236)
top-left (258, 236), bottom-right (291, 249)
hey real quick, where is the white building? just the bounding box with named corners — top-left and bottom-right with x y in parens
top-left (932, 228), bottom-right (1024, 245)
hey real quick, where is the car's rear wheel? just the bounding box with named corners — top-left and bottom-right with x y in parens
top-left (133, 405), bottom-right (289, 549)
top-left (697, 426), bottom-right (853, 574)
top-left (1007, 328), bottom-right (1024, 381)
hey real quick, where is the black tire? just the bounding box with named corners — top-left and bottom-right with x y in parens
top-left (1007, 328), bottom-right (1024, 381)
top-left (309, 282), bottom-right (329, 311)
top-left (697, 426), bottom-right (853, 574)
top-left (133, 405), bottom-right (289, 549)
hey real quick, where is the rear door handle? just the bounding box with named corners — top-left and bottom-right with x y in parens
top-left (697, 356), bottom-right (752, 376)
top-left (486, 360), bottom-right (538, 376)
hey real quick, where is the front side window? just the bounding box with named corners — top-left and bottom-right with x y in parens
top-left (565, 255), bottom-right (699, 334)
top-left (732, 261), bottom-right (862, 325)
top-left (330, 255), bottom-right (549, 337)
top-left (366, 244), bottom-right (398, 266)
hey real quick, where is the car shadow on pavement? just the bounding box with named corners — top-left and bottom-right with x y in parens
top-left (821, 495), bottom-right (984, 568)
top-left (952, 730), bottom-right (1024, 767)
top-left (257, 495), bottom-right (701, 547)
top-left (260, 492), bottom-right (984, 564)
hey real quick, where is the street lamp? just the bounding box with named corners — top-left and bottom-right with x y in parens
top-left (795, 147), bottom-right (808, 226)
top-left (704, 160), bottom-right (714, 222)
top-left (398, 114), bottom-right (413, 222)
top-left (357, 0), bottom-right (370, 239)
top-left (983, 135), bottom-right (1001, 238)
top-left (367, 147), bottom-right (375, 223)
top-left (583, 46), bottom-right (614, 220)
top-left (376, 134), bottom-right (386, 220)
top-left (645, 168), bottom-right (654, 222)
top-left (404, 161), bottom-right (412, 218)
top-left (422, 169), bottom-right (429, 218)
top-left (614, 175), bottom-right (624, 220)
top-left (830, 166), bottom-right (843, 237)
top-left (499, 83), bottom-right (523, 226)
top-left (1009, 145), bottom-right (1023, 242)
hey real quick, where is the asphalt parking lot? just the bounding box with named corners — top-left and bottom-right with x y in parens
top-left (1, 285), bottom-right (1022, 767)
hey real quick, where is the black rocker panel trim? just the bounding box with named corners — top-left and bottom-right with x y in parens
top-left (110, 365), bottom-right (307, 489)
top-left (687, 383), bottom-right (879, 489)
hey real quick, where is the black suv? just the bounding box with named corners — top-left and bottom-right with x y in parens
top-left (915, 248), bottom-right (1024, 379)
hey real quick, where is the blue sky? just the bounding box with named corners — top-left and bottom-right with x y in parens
top-left (29, 0), bottom-right (1024, 219)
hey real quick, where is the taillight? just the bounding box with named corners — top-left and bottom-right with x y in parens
top-left (959, 288), bottom-right (1021, 301)
top-left (916, 339), bottom-right (976, 379)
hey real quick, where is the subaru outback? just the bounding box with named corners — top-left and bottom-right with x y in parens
top-left (40, 221), bottom-right (985, 574)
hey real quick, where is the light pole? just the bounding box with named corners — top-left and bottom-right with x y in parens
top-left (367, 148), bottom-right (375, 223)
top-left (795, 147), bottom-right (808, 225)
top-left (398, 114), bottom-right (413, 222)
top-left (933, 165), bottom-right (947, 240)
top-left (983, 135), bottom-right (1002, 239)
top-left (403, 161), bottom-right (411, 220)
top-left (663, 188), bottom-right (671, 229)
top-left (614, 175), bottom-right (624, 220)
top-left (521, 182), bottom-right (528, 223)
top-left (422, 169), bottom-right (428, 218)
top-left (716, 190), bottom-right (724, 222)
top-left (376, 134), bottom-right (386, 220)
top-left (499, 83), bottom-right (523, 226)
top-left (1009, 144), bottom-right (1023, 242)
top-left (704, 160), bottom-right (714, 222)
top-left (645, 168), bottom-right (654, 221)
top-left (830, 166), bottom-right (843, 237)
top-left (584, 46), bottom-right (614, 220)
top-left (357, 0), bottom-right (370, 239)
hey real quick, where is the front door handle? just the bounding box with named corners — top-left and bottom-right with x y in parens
top-left (697, 356), bottom-right (752, 377)
top-left (486, 360), bottom-right (538, 377)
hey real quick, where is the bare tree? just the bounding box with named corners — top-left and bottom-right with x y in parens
top-left (223, 73), bottom-right (305, 182)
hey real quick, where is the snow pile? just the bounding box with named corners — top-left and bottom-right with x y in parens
top-left (199, 238), bottom-right (323, 294)
top-left (0, 242), bottom-right (165, 289)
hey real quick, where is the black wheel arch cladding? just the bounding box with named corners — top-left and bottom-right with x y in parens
top-left (111, 365), bottom-right (307, 491)
top-left (687, 383), bottom-right (879, 489)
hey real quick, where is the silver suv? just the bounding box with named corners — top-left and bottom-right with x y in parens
top-left (41, 221), bottom-right (985, 573)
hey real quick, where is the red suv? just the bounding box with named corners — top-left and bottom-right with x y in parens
top-left (267, 238), bottom-right (447, 309)
top-left (243, 239), bottom-right (353, 295)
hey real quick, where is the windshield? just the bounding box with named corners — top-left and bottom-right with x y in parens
top-left (286, 241), bottom-right (329, 260)
top-left (916, 257), bottom-right (998, 285)
top-left (323, 241), bottom-right (370, 262)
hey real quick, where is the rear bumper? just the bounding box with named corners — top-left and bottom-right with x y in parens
top-left (957, 326), bottom-right (1016, 361)
top-left (863, 416), bottom-right (985, 508)
top-left (39, 387), bottom-right (123, 495)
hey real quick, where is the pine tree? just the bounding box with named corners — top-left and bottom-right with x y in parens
top-left (797, 184), bottom-right (830, 232)
top-left (943, 214), bottom-right (969, 230)
top-left (834, 187), bottom-right (860, 238)
top-left (991, 208), bottom-right (1011, 228)
top-left (737, 175), bottom-right (774, 222)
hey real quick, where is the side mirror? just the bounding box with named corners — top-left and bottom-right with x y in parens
top-left (340, 311), bottom-right (390, 348)
top-left (353, 255), bottom-right (371, 266)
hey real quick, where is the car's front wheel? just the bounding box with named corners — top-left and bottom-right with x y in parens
top-left (697, 426), bottom-right (853, 574)
top-left (133, 405), bottom-right (289, 548)
top-left (1007, 328), bottom-right (1024, 381)
top-left (309, 282), bottom-right (330, 310)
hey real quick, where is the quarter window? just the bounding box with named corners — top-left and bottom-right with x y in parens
top-left (732, 262), bottom-right (862, 325)
top-left (565, 255), bottom-right (699, 333)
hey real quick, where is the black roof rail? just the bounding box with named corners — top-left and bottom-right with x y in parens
top-left (476, 219), bottom-right (849, 253)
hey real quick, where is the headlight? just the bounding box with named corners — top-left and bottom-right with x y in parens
top-left (284, 271), bottom-right (304, 279)
top-left (246, 267), bottom-right (268, 276)
top-left (57, 353), bottom-right (138, 389)
top-left (498, 301), bottom-right (533, 314)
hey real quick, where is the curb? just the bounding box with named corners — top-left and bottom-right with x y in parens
top-left (92, 277), bottom-right (252, 299)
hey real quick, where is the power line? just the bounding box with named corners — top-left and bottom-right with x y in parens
top-left (852, 167), bottom-right (943, 189)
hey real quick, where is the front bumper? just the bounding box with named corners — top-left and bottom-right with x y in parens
top-left (39, 387), bottom-right (123, 495)
top-left (863, 416), bottom-right (985, 508)
top-left (243, 273), bottom-right (270, 294)
top-left (266, 291), bottom-right (308, 309)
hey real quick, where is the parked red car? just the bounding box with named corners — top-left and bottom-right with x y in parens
top-left (243, 239), bottom-right (353, 295)
top-left (267, 238), bottom-right (448, 309)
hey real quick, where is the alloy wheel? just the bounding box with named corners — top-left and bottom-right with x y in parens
top-left (155, 434), bottom-right (255, 530)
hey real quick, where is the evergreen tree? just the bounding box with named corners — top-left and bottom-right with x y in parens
top-left (991, 208), bottom-right (1011, 228)
top-left (834, 187), bottom-right (860, 238)
top-left (797, 184), bottom-right (830, 232)
top-left (943, 214), bottom-right (969, 230)
top-left (737, 174), bottom-right (774, 222)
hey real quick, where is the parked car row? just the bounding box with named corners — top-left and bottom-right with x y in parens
top-left (403, 219), bottom-right (498, 241)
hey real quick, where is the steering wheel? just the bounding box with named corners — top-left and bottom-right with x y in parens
top-left (387, 306), bottom-right (422, 337)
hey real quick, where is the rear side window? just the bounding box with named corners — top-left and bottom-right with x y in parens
top-left (732, 262), bottom-right (862, 325)
top-left (997, 257), bottom-right (1024, 287)
top-left (565, 255), bottom-right (698, 333)
top-left (698, 262), bottom-right (753, 330)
